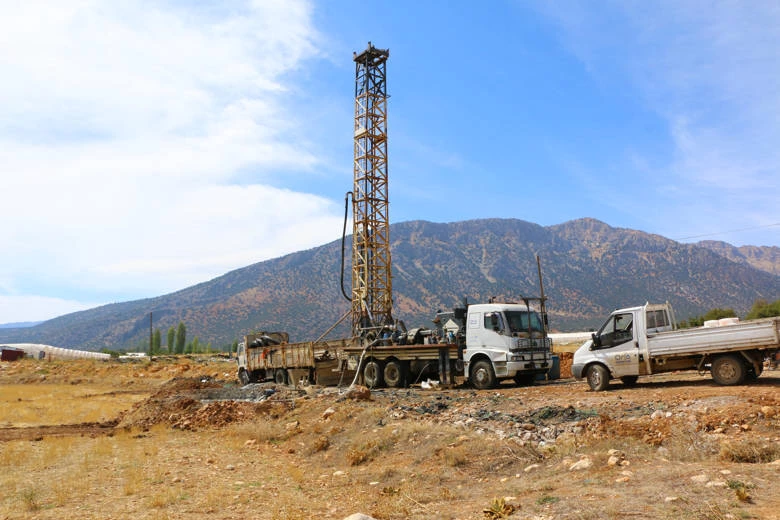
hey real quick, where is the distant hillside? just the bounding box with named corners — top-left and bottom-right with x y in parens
top-left (0, 321), bottom-right (42, 329)
top-left (697, 240), bottom-right (780, 276)
top-left (0, 218), bottom-right (777, 350)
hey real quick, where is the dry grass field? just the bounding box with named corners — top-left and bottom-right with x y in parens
top-left (1, 356), bottom-right (778, 520)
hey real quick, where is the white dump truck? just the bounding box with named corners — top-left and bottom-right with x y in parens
top-left (572, 302), bottom-right (780, 391)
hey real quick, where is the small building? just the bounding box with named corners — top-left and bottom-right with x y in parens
top-left (1, 347), bottom-right (26, 362)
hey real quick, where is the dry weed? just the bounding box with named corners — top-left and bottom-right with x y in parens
top-left (720, 439), bottom-right (780, 463)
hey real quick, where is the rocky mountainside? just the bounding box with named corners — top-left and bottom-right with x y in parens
top-left (1, 218), bottom-right (777, 350)
top-left (697, 240), bottom-right (780, 277)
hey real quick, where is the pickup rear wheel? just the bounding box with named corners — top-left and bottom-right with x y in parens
top-left (471, 360), bottom-right (497, 390)
top-left (586, 364), bottom-right (610, 391)
top-left (711, 355), bottom-right (746, 386)
top-left (363, 360), bottom-right (384, 388)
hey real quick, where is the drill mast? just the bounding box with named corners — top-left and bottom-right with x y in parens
top-left (351, 42), bottom-right (393, 338)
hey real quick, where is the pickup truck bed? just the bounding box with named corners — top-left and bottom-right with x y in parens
top-left (647, 317), bottom-right (780, 358)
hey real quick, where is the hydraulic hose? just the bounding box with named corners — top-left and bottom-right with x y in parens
top-left (340, 191), bottom-right (353, 302)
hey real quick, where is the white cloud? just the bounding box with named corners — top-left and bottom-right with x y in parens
top-left (536, 1), bottom-right (780, 246)
top-left (0, 0), bottom-right (345, 322)
top-left (0, 295), bottom-right (99, 324)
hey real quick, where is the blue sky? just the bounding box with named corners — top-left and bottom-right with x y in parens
top-left (1, 0), bottom-right (779, 323)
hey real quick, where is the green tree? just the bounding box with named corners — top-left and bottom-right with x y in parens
top-left (679, 308), bottom-right (737, 329)
top-left (175, 322), bottom-right (186, 354)
top-left (231, 340), bottom-right (238, 357)
top-left (152, 329), bottom-right (161, 354)
top-left (167, 327), bottom-right (175, 353)
top-left (746, 299), bottom-right (780, 320)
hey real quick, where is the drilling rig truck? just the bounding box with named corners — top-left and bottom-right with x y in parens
top-left (235, 42), bottom-right (552, 390)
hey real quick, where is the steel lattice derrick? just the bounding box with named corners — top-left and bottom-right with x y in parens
top-left (352, 43), bottom-right (392, 337)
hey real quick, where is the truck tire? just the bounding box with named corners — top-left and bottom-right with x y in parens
top-left (274, 368), bottom-right (288, 385)
top-left (238, 368), bottom-right (250, 385)
top-left (470, 359), bottom-right (497, 390)
top-left (711, 355), bottom-right (746, 386)
top-left (363, 360), bottom-right (384, 388)
top-left (586, 364), bottom-right (610, 391)
top-left (383, 360), bottom-right (404, 388)
top-left (620, 375), bottom-right (638, 387)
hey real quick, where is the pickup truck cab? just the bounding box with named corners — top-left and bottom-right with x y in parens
top-left (573, 302), bottom-right (780, 391)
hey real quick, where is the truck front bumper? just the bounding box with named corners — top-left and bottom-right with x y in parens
top-left (498, 358), bottom-right (550, 378)
top-left (571, 363), bottom-right (585, 379)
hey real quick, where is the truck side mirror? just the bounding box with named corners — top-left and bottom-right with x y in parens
top-left (490, 313), bottom-right (500, 331)
top-left (591, 332), bottom-right (600, 348)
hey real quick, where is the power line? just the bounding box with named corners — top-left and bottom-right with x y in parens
top-left (675, 222), bottom-right (780, 242)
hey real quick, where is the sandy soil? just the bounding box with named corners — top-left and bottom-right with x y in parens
top-left (1, 356), bottom-right (778, 519)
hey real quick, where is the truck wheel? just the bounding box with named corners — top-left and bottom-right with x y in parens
top-left (238, 368), bottom-right (250, 385)
top-left (711, 355), bottom-right (746, 385)
top-left (586, 364), bottom-right (610, 391)
top-left (620, 375), bottom-right (638, 387)
top-left (471, 360), bottom-right (496, 390)
top-left (383, 360), bottom-right (404, 388)
top-left (363, 360), bottom-right (384, 388)
top-left (274, 368), bottom-right (288, 385)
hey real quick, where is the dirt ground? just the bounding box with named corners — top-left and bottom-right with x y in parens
top-left (1, 356), bottom-right (778, 520)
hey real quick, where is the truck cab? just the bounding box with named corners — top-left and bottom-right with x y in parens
top-left (463, 302), bottom-right (552, 389)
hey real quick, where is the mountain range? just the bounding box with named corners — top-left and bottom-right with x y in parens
top-left (0, 218), bottom-right (777, 351)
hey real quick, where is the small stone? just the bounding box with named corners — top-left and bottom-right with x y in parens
top-left (345, 385), bottom-right (372, 401)
top-left (244, 439), bottom-right (257, 447)
top-left (619, 460), bottom-right (631, 467)
top-left (615, 476), bottom-right (630, 483)
top-left (690, 474), bottom-right (708, 484)
top-left (369, 481), bottom-right (379, 486)
top-left (714, 427), bottom-right (725, 434)
top-left (607, 449), bottom-right (621, 456)
top-left (524, 464), bottom-right (541, 473)
top-left (286, 421), bottom-right (300, 431)
top-left (322, 407), bottom-right (336, 420)
top-left (225, 464), bottom-right (235, 471)
top-left (569, 458), bottom-right (593, 471)
top-left (651, 410), bottom-right (665, 420)
top-left (761, 406), bottom-right (775, 418)
top-left (664, 497), bottom-right (680, 503)
top-left (342, 514), bottom-right (378, 520)
top-left (720, 470), bottom-right (732, 475)
top-left (333, 470), bottom-right (346, 477)
top-left (706, 481), bottom-right (727, 488)
top-left (607, 456), bottom-right (621, 466)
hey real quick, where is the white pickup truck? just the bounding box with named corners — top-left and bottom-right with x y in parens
top-left (572, 302), bottom-right (780, 391)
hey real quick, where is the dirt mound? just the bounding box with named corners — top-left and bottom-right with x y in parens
top-left (117, 378), bottom-right (297, 430)
top-left (557, 352), bottom-right (573, 378)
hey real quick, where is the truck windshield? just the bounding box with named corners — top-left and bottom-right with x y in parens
top-left (505, 311), bottom-right (544, 333)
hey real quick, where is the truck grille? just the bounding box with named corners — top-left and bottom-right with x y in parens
top-left (511, 337), bottom-right (552, 351)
